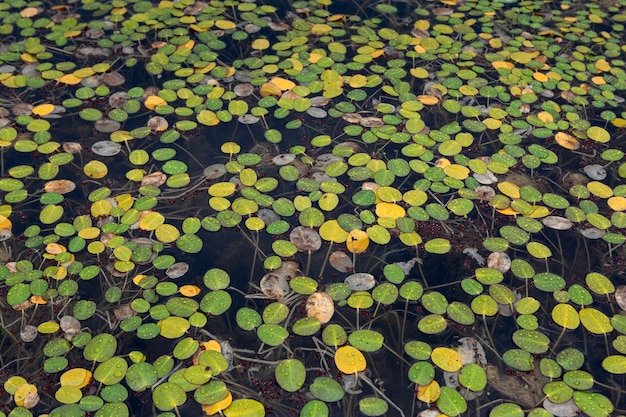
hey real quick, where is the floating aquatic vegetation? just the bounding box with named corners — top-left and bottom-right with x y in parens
top-left (1, 0), bottom-right (626, 415)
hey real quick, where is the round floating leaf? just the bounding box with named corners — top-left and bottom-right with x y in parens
top-left (94, 357), bottom-right (128, 385)
top-left (526, 242), bottom-right (552, 258)
top-left (573, 391), bottom-right (613, 417)
top-left (488, 403), bottom-right (524, 417)
top-left (152, 382), bottom-right (186, 412)
top-left (126, 362), bottom-right (157, 392)
top-left (418, 314), bottom-right (447, 334)
top-left (601, 355), bottom-right (626, 374)
top-left (431, 347), bottom-right (463, 372)
top-left (257, 324), bottom-right (288, 346)
top-left (194, 380), bottom-right (228, 405)
top-left (579, 308), bottom-right (613, 334)
top-left (310, 376), bottom-right (344, 402)
top-left (236, 307), bottom-right (262, 331)
top-left (436, 386), bottom-right (467, 416)
top-left (424, 238), bottom-right (451, 254)
top-left (300, 400), bottom-right (329, 417)
top-left (84, 334), bottom-right (117, 362)
top-left (275, 359), bottom-right (305, 392)
top-left (359, 397), bottom-right (388, 416)
top-left (459, 364), bottom-right (487, 391)
top-left (408, 361), bottom-right (435, 385)
top-left (223, 399), bottom-right (266, 417)
top-left (348, 330), bottom-right (384, 352)
top-left (587, 126), bottom-right (610, 143)
top-left (55, 385), bottom-right (82, 404)
top-left (502, 349), bottom-right (534, 371)
top-left (335, 346), bottom-right (366, 374)
top-left (552, 304), bottom-right (580, 330)
top-left (512, 329), bottom-right (550, 354)
top-left (158, 316), bottom-right (190, 339)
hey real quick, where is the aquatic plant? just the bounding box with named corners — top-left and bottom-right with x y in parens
top-left (1, 0), bottom-right (626, 416)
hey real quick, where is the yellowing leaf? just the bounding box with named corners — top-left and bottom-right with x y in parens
top-left (612, 118), bottom-right (626, 128)
top-left (319, 220), bottom-right (349, 243)
top-left (90, 200), bottom-right (112, 217)
top-left (579, 308), bottom-right (613, 334)
top-left (587, 181), bottom-right (613, 198)
top-left (555, 131), bottom-right (580, 150)
top-left (204, 340), bottom-right (222, 352)
top-left (533, 72), bottom-right (548, 82)
top-left (139, 211), bottom-right (165, 231)
top-left (55, 74), bottom-right (82, 85)
top-left (417, 95), bottom-right (439, 105)
top-left (443, 164), bottom-right (469, 180)
top-left (20, 7), bottom-right (39, 17)
top-left (311, 23), bottom-right (332, 36)
top-left (32, 103), bottom-right (55, 116)
top-left (78, 227), bottom-right (100, 239)
top-left (145, 95), bottom-right (167, 110)
top-left (269, 77), bottom-right (295, 91)
top-left (414, 19), bottom-right (430, 31)
top-left (133, 274), bottom-right (147, 285)
top-left (14, 383), bottom-right (37, 407)
top-left (259, 81), bottom-right (282, 97)
top-left (495, 206), bottom-right (519, 216)
top-left (334, 345), bottom-right (366, 374)
top-left (595, 59), bottom-right (611, 72)
top-left (30, 295), bottom-right (48, 305)
top-left (346, 229), bottom-right (369, 254)
top-left (180, 285), bottom-right (201, 297)
top-left (376, 202), bottom-right (406, 219)
top-left (251, 38), bottom-right (270, 50)
top-left (591, 76), bottom-right (606, 85)
top-left (410, 68), bottom-right (429, 79)
top-left (155, 224), bottom-right (180, 243)
top-left (46, 243), bottom-right (67, 254)
top-left (497, 182), bottom-right (521, 199)
top-left (177, 40), bottom-right (195, 50)
top-left (510, 51), bottom-right (535, 64)
top-left (0, 215), bottom-right (12, 231)
top-left (308, 52), bottom-right (323, 63)
top-left (431, 347), bottom-right (463, 372)
top-left (83, 160), bottom-right (108, 179)
top-left (417, 380), bottom-right (441, 403)
top-left (220, 142), bottom-right (241, 155)
top-left (349, 74), bottom-right (367, 88)
top-left (608, 196), bottom-right (626, 211)
top-left (537, 111), bottom-right (554, 123)
top-left (202, 391), bottom-right (232, 415)
top-left (20, 53), bottom-right (37, 63)
top-left (197, 109), bottom-right (220, 126)
top-left (528, 205), bottom-right (550, 218)
top-left (492, 61), bottom-right (514, 70)
top-left (60, 368), bottom-right (92, 388)
top-left (208, 182), bottom-right (236, 197)
top-left (215, 19), bottom-right (236, 30)
top-left (552, 303), bottom-right (580, 330)
top-left (587, 126), bottom-right (610, 143)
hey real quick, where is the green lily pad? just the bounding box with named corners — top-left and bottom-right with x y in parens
top-left (275, 359), bottom-right (306, 392)
top-left (152, 382), bottom-right (186, 412)
top-left (223, 399), bottom-right (265, 417)
top-left (310, 376), bottom-right (344, 402)
top-left (94, 357), bottom-right (128, 385)
top-left (437, 386), bottom-right (467, 416)
top-left (126, 362), bottom-right (158, 392)
top-left (84, 334), bottom-right (117, 362)
top-left (194, 380), bottom-right (228, 405)
top-left (573, 391), bottom-right (613, 417)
